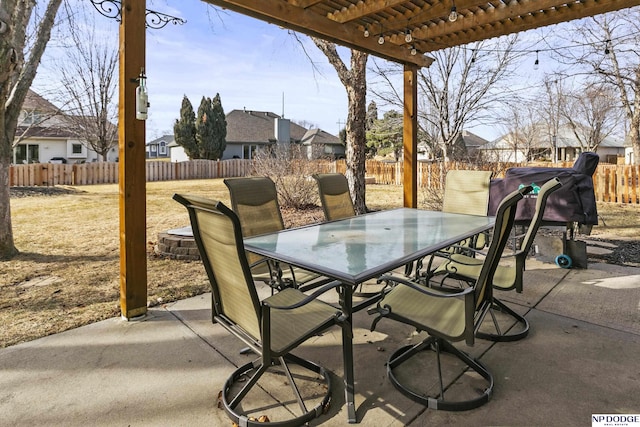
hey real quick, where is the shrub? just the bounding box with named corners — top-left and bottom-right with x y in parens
top-left (252, 145), bottom-right (319, 209)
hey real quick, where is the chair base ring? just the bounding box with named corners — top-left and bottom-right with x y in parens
top-left (222, 354), bottom-right (331, 427)
top-left (387, 337), bottom-right (493, 411)
top-left (477, 299), bottom-right (530, 342)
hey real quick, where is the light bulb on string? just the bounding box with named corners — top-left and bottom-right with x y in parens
top-left (448, 1), bottom-right (458, 22)
top-left (405, 29), bottom-right (412, 43)
top-left (378, 34), bottom-right (385, 45)
top-left (364, 26), bottom-right (370, 38)
top-left (410, 45), bottom-right (417, 55)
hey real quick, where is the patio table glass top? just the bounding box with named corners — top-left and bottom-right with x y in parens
top-left (244, 208), bottom-right (495, 286)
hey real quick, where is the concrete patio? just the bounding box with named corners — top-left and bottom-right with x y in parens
top-left (1, 258), bottom-right (639, 426)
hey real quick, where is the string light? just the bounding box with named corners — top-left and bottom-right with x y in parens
top-left (449, 1), bottom-right (458, 22)
top-left (378, 34), bottom-right (385, 45)
top-left (410, 45), bottom-right (417, 55)
top-left (364, 26), bottom-right (370, 37)
top-left (405, 28), bottom-right (412, 43)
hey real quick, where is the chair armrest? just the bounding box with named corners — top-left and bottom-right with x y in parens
top-left (262, 280), bottom-right (343, 310)
top-left (377, 274), bottom-right (474, 299)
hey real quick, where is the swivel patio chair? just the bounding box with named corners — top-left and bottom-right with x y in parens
top-left (224, 176), bottom-right (328, 291)
top-left (410, 169), bottom-right (492, 279)
top-left (367, 186), bottom-right (526, 411)
top-left (431, 177), bottom-right (562, 341)
top-left (312, 173), bottom-right (356, 222)
top-left (173, 193), bottom-right (346, 427)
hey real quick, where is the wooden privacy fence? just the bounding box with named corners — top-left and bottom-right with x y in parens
top-left (9, 159), bottom-right (640, 204)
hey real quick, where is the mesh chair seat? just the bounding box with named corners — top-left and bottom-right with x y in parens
top-left (380, 285), bottom-right (466, 339)
top-left (433, 254), bottom-right (516, 290)
top-left (173, 194), bottom-right (346, 426)
top-left (410, 170), bottom-right (492, 280)
top-left (368, 186), bottom-right (528, 411)
top-left (431, 178), bottom-right (563, 341)
top-left (266, 288), bottom-right (342, 354)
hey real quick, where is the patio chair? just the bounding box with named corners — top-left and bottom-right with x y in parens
top-left (431, 177), bottom-right (562, 341)
top-left (173, 193), bottom-right (346, 427)
top-left (312, 173), bottom-right (356, 221)
top-left (224, 176), bottom-right (328, 291)
top-left (409, 169), bottom-right (492, 279)
top-left (367, 186), bottom-right (526, 411)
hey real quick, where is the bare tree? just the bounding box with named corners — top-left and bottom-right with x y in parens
top-left (500, 100), bottom-right (546, 162)
top-left (1, 0), bottom-right (65, 259)
top-left (370, 37), bottom-right (522, 161)
top-left (559, 11), bottom-right (640, 164)
top-left (54, 3), bottom-right (118, 161)
top-left (310, 38), bottom-right (368, 214)
top-left (561, 83), bottom-right (623, 152)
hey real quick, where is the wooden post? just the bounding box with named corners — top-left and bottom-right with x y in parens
top-left (119, 0), bottom-right (147, 319)
top-left (403, 65), bottom-right (418, 208)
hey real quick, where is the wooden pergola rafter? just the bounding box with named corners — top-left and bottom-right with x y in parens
top-left (118, 0), bottom-right (640, 318)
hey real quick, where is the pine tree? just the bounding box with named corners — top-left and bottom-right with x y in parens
top-left (210, 93), bottom-right (227, 160)
top-left (173, 95), bottom-right (198, 159)
top-left (196, 96), bottom-right (216, 160)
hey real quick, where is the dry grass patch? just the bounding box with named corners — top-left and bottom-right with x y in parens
top-left (2, 179), bottom-right (638, 348)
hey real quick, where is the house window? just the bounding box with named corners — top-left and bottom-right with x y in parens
top-left (150, 145), bottom-right (157, 153)
top-left (159, 142), bottom-right (166, 155)
top-left (243, 145), bottom-right (258, 159)
top-left (14, 144), bottom-right (40, 164)
top-left (21, 111), bottom-right (43, 125)
top-left (72, 144), bottom-right (83, 154)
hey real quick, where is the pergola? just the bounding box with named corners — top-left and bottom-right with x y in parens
top-left (117, 0), bottom-right (640, 318)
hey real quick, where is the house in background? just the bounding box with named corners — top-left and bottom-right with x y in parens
top-left (301, 128), bottom-right (345, 159)
top-left (168, 108), bottom-right (340, 161)
top-left (146, 134), bottom-right (172, 160)
top-left (417, 130), bottom-right (488, 161)
top-left (13, 90), bottom-right (118, 164)
top-left (222, 109), bottom-right (308, 160)
top-left (480, 124), bottom-right (626, 164)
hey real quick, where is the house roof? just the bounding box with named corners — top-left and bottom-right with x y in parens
top-left (301, 128), bottom-right (341, 146)
top-left (15, 125), bottom-right (75, 139)
top-left (147, 134), bottom-right (175, 146)
top-left (460, 130), bottom-right (488, 149)
top-left (23, 90), bottom-right (61, 112)
top-left (225, 109), bottom-right (307, 143)
top-left (483, 124), bottom-right (625, 150)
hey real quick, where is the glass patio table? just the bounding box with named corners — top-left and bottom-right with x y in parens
top-left (244, 207), bottom-right (495, 423)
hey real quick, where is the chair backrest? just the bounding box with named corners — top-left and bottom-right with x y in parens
top-left (224, 176), bottom-right (285, 236)
top-left (312, 173), bottom-right (356, 221)
top-left (442, 170), bottom-right (492, 216)
top-left (173, 194), bottom-right (262, 341)
top-left (518, 177), bottom-right (563, 256)
top-left (474, 186), bottom-right (530, 309)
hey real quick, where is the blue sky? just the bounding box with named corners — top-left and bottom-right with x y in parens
top-left (141, 1), bottom-right (356, 139)
top-left (33, 0), bottom-right (579, 143)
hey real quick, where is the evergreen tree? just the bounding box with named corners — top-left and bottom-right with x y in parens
top-left (209, 93), bottom-right (227, 160)
top-left (173, 95), bottom-right (198, 159)
top-left (196, 96), bottom-right (216, 160)
top-left (366, 100), bottom-right (378, 131)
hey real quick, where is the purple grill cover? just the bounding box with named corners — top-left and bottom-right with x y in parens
top-left (488, 153), bottom-right (598, 225)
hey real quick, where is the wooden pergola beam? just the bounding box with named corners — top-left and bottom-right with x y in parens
top-left (119, 0), bottom-right (147, 319)
top-left (201, 0), bottom-right (433, 67)
top-left (403, 65), bottom-right (418, 208)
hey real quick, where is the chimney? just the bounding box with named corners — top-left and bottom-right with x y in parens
top-left (274, 117), bottom-right (291, 145)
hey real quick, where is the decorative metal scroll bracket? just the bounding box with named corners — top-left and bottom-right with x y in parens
top-left (89, 0), bottom-right (186, 29)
